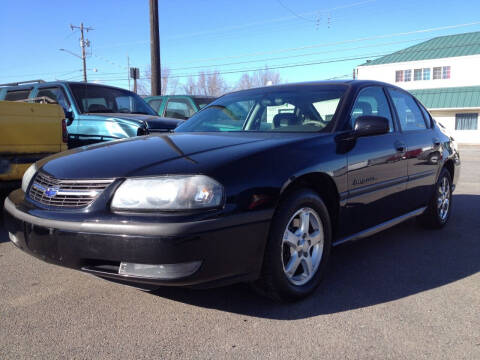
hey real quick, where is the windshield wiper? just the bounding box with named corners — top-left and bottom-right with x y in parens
top-left (86, 109), bottom-right (115, 114)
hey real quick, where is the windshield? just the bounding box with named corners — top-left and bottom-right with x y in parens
top-left (175, 86), bottom-right (346, 133)
top-left (69, 84), bottom-right (156, 115)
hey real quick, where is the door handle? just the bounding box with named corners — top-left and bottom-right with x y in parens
top-left (395, 141), bottom-right (406, 153)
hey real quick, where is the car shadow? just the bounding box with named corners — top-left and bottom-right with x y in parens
top-left (152, 194), bottom-right (480, 319)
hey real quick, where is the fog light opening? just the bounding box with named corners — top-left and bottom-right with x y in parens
top-left (118, 261), bottom-right (202, 280)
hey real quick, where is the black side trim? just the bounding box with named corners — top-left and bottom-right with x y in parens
top-left (408, 169), bottom-right (435, 182)
top-left (334, 207), bottom-right (426, 246)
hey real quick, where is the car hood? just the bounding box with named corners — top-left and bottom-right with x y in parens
top-left (38, 133), bottom-right (280, 179)
top-left (87, 113), bottom-right (183, 130)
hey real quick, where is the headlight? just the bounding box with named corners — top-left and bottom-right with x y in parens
top-left (111, 175), bottom-right (224, 211)
top-left (21, 164), bottom-right (37, 193)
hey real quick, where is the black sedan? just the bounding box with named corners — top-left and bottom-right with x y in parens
top-left (4, 80), bottom-right (460, 301)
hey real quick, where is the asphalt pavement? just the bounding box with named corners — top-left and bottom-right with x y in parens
top-left (1, 146), bottom-right (479, 359)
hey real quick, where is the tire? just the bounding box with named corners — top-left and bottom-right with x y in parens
top-left (419, 168), bottom-right (453, 228)
top-left (254, 189), bottom-right (332, 302)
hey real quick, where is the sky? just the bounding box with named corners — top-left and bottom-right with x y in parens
top-left (1, 0), bottom-right (480, 93)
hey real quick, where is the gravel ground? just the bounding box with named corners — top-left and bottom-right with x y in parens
top-left (0, 146), bottom-right (479, 359)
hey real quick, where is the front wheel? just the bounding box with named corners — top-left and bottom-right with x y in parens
top-left (254, 189), bottom-right (332, 301)
top-left (419, 168), bottom-right (453, 228)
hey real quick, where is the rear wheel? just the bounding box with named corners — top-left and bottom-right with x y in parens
top-left (254, 189), bottom-right (332, 301)
top-left (419, 168), bottom-right (453, 228)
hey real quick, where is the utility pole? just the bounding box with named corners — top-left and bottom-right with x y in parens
top-left (149, 0), bottom-right (161, 95)
top-left (70, 23), bottom-right (93, 82)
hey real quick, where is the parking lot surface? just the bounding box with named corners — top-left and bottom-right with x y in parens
top-left (1, 146), bottom-right (479, 360)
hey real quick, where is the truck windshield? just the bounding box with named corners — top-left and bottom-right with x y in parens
top-left (69, 84), bottom-right (156, 115)
top-left (176, 86), bottom-right (346, 133)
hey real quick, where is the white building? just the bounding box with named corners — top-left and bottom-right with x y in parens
top-left (355, 31), bottom-right (480, 144)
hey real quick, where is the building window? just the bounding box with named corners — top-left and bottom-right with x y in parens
top-left (433, 67), bottom-right (442, 80)
top-left (404, 69), bottom-right (412, 82)
top-left (442, 66), bottom-right (451, 79)
top-left (423, 68), bottom-right (430, 80)
top-left (455, 113), bottom-right (478, 130)
top-left (414, 69), bottom-right (422, 81)
top-left (395, 70), bottom-right (403, 82)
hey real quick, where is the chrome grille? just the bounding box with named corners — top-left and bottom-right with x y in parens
top-left (28, 172), bottom-right (114, 208)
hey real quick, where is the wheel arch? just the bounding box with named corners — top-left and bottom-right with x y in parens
top-left (279, 172), bottom-right (340, 235)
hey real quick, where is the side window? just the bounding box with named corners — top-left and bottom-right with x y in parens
top-left (350, 87), bottom-right (394, 132)
top-left (5, 89), bottom-right (32, 101)
top-left (147, 99), bottom-right (163, 113)
top-left (388, 89), bottom-right (427, 131)
top-left (37, 87), bottom-right (71, 111)
top-left (165, 99), bottom-right (195, 119)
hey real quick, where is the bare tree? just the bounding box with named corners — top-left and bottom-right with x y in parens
top-left (181, 70), bottom-right (228, 97)
top-left (235, 67), bottom-right (282, 90)
top-left (182, 76), bottom-right (196, 95)
top-left (236, 73), bottom-right (255, 90)
top-left (138, 66), bottom-right (178, 96)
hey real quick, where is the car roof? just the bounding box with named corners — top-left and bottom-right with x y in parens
top-left (0, 80), bottom-right (131, 92)
top-left (219, 80), bottom-right (396, 97)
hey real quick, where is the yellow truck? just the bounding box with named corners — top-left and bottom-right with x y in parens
top-left (0, 100), bottom-right (68, 186)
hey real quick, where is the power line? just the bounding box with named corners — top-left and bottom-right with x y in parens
top-left (275, 0), bottom-right (317, 23)
top-left (167, 37), bottom-right (430, 72)
top-left (170, 21), bottom-right (480, 65)
top-left (79, 53), bottom-right (388, 82)
top-left (89, 38), bottom-right (480, 82)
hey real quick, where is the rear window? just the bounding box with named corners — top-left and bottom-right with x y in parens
top-left (5, 89), bottom-right (31, 101)
top-left (193, 97), bottom-right (215, 109)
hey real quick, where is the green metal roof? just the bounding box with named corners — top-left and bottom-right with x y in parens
top-left (362, 31), bottom-right (480, 66)
top-left (410, 86), bottom-right (480, 109)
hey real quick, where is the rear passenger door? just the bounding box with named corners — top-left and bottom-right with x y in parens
top-left (386, 88), bottom-right (440, 211)
top-left (343, 86), bottom-right (408, 235)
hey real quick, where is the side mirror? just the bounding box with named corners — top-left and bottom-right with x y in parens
top-left (64, 110), bottom-right (74, 126)
top-left (354, 116), bottom-right (389, 137)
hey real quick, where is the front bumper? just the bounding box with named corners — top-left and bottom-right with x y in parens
top-left (4, 190), bottom-right (272, 289)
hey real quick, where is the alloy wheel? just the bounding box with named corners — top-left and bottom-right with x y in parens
top-left (437, 176), bottom-right (451, 222)
top-left (281, 207), bottom-right (324, 286)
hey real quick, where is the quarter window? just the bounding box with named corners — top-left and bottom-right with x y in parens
top-left (455, 113), bottom-right (478, 130)
top-left (433, 67), bottom-right (442, 80)
top-left (350, 87), bottom-right (394, 132)
top-left (5, 89), bottom-right (31, 101)
top-left (388, 88), bottom-right (427, 131)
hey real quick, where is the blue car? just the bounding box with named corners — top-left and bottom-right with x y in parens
top-left (0, 80), bottom-right (183, 148)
